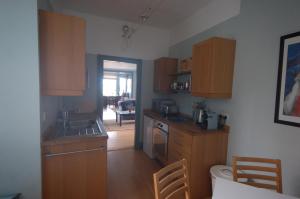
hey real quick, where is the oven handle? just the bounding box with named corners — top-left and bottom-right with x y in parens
top-left (153, 127), bottom-right (168, 136)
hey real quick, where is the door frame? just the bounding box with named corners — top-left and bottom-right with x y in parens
top-left (97, 55), bottom-right (143, 149)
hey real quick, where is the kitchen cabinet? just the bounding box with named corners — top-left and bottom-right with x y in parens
top-left (42, 138), bottom-right (107, 199)
top-left (39, 10), bottom-right (86, 96)
top-left (168, 126), bottom-right (229, 199)
top-left (153, 57), bottom-right (178, 93)
top-left (191, 37), bottom-right (236, 98)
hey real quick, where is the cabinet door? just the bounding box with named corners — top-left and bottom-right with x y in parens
top-left (168, 127), bottom-right (192, 172)
top-left (43, 147), bottom-right (107, 199)
top-left (191, 37), bottom-right (235, 98)
top-left (153, 58), bottom-right (177, 93)
top-left (191, 39), bottom-right (213, 96)
top-left (39, 10), bottom-right (86, 96)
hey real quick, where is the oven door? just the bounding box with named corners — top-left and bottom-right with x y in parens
top-left (152, 127), bottom-right (168, 164)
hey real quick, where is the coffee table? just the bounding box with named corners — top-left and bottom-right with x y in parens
top-left (115, 110), bottom-right (135, 126)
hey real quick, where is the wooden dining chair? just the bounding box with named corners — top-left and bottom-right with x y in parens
top-left (153, 159), bottom-right (190, 199)
top-left (232, 156), bottom-right (282, 193)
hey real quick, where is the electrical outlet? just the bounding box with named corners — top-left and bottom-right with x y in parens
top-left (43, 112), bottom-right (47, 121)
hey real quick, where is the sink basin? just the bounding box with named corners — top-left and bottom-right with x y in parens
top-left (69, 119), bottom-right (96, 129)
top-left (64, 118), bottom-right (103, 137)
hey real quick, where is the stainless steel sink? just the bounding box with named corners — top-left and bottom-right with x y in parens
top-left (63, 116), bottom-right (104, 137)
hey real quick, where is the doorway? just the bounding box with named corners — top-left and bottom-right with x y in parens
top-left (98, 55), bottom-right (142, 151)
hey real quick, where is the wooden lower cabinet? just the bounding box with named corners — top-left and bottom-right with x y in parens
top-left (42, 139), bottom-right (107, 199)
top-left (168, 126), bottom-right (229, 199)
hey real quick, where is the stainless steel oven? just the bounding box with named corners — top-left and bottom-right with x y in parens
top-left (153, 120), bottom-right (168, 164)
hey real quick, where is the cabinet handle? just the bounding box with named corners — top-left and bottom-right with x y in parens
top-left (45, 146), bottom-right (106, 158)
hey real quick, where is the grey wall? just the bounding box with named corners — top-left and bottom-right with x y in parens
top-left (169, 0), bottom-right (300, 196)
top-left (40, 96), bottom-right (61, 132)
top-left (0, 0), bottom-right (41, 198)
top-left (63, 54), bottom-right (98, 112)
top-left (139, 60), bottom-right (160, 141)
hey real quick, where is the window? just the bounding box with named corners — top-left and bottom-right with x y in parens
top-left (103, 75), bottom-right (117, 96)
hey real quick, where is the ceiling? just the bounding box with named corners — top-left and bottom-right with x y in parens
top-left (52, 0), bottom-right (211, 28)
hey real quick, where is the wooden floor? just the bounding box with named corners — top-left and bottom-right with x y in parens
top-left (107, 130), bottom-right (134, 151)
top-left (108, 149), bottom-right (161, 199)
top-left (104, 121), bottom-right (135, 151)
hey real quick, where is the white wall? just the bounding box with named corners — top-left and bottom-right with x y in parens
top-left (61, 9), bottom-right (170, 60)
top-left (169, 0), bottom-right (300, 196)
top-left (170, 0), bottom-right (241, 45)
top-left (0, 0), bottom-right (41, 198)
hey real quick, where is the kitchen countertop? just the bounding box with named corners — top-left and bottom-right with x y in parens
top-left (144, 109), bottom-right (229, 135)
top-left (42, 113), bottom-right (108, 146)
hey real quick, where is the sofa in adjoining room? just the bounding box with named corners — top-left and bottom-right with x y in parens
top-left (118, 99), bottom-right (135, 111)
top-left (116, 99), bottom-right (135, 126)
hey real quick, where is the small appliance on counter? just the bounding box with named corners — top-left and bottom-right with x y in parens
top-left (192, 102), bottom-right (227, 130)
top-left (192, 101), bottom-right (206, 124)
top-left (152, 98), bottom-right (178, 117)
top-left (200, 111), bottom-right (219, 130)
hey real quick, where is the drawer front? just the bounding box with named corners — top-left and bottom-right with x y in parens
top-left (43, 139), bottom-right (107, 155)
top-left (168, 148), bottom-right (191, 171)
top-left (169, 127), bottom-right (192, 155)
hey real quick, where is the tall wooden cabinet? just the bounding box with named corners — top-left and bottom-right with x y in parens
top-left (153, 57), bottom-right (178, 93)
top-left (168, 126), bottom-right (229, 199)
top-left (39, 10), bottom-right (86, 96)
top-left (191, 37), bottom-right (236, 98)
top-left (42, 138), bottom-right (107, 199)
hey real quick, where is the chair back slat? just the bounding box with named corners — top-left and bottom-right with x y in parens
top-left (232, 156), bottom-right (282, 193)
top-left (161, 178), bottom-right (187, 198)
top-left (236, 165), bottom-right (277, 172)
top-left (242, 182), bottom-right (277, 190)
top-left (165, 185), bottom-right (189, 199)
top-left (153, 159), bottom-right (190, 199)
top-left (158, 168), bottom-right (186, 190)
top-left (237, 173), bottom-right (277, 181)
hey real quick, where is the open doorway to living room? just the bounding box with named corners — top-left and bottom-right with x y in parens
top-left (101, 59), bottom-right (137, 151)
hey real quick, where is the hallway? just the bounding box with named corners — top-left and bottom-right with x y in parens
top-left (108, 149), bottom-right (161, 199)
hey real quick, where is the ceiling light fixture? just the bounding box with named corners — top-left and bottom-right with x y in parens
top-left (121, 0), bottom-right (167, 50)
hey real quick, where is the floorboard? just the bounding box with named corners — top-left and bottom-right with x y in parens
top-left (108, 149), bottom-right (161, 199)
top-left (104, 121), bottom-right (135, 151)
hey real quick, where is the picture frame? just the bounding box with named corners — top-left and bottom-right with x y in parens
top-left (275, 31), bottom-right (300, 127)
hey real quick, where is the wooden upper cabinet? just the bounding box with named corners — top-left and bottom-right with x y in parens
top-left (153, 57), bottom-right (178, 93)
top-left (39, 10), bottom-right (86, 96)
top-left (191, 37), bottom-right (236, 98)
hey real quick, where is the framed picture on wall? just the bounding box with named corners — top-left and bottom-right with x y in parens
top-left (275, 31), bottom-right (300, 127)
